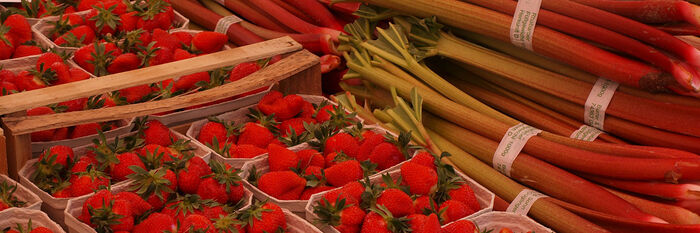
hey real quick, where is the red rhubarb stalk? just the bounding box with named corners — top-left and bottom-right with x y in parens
top-left (245, 0), bottom-right (343, 41)
top-left (171, 0), bottom-right (264, 45)
top-left (586, 175), bottom-right (700, 201)
top-left (568, 0), bottom-right (700, 26)
top-left (317, 0), bottom-right (360, 16)
top-left (283, 0), bottom-right (345, 31)
top-left (539, 0), bottom-right (700, 92)
top-left (657, 23), bottom-right (700, 36)
top-left (269, 0), bottom-right (315, 23)
top-left (606, 188), bottom-right (700, 224)
top-left (220, 0), bottom-right (292, 32)
top-left (676, 200), bottom-right (700, 214)
top-left (464, 0), bottom-right (700, 95)
top-left (238, 21), bottom-right (336, 54)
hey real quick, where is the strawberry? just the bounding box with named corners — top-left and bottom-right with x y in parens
top-left (314, 105), bottom-right (335, 123)
top-left (0, 69), bottom-right (16, 82)
top-left (0, 38), bottom-right (12, 60)
top-left (113, 191), bottom-right (152, 216)
top-left (191, 31), bottom-right (227, 54)
top-left (257, 170), bottom-right (305, 200)
top-left (439, 200), bottom-right (473, 223)
top-left (74, 42), bottom-right (121, 76)
top-left (80, 190), bottom-right (113, 221)
top-left (85, 5), bottom-right (121, 36)
top-left (30, 227), bottom-right (53, 233)
top-left (133, 213), bottom-right (176, 233)
top-left (62, 14), bottom-right (85, 26)
top-left (413, 195), bottom-right (435, 214)
top-left (440, 219), bottom-right (477, 233)
top-left (0, 180), bottom-right (27, 209)
top-left (196, 161), bottom-right (245, 204)
top-left (369, 143), bottom-right (404, 171)
top-left (142, 120), bottom-right (174, 146)
top-left (12, 45), bottom-right (42, 58)
top-left (58, 98), bottom-right (88, 112)
top-left (152, 29), bottom-right (180, 51)
top-left (297, 149), bottom-right (325, 169)
top-left (409, 152), bottom-right (436, 171)
top-left (54, 25), bottom-right (96, 46)
top-left (174, 155), bottom-right (211, 194)
top-left (15, 70), bottom-right (47, 91)
top-left (228, 62), bottom-right (260, 82)
top-left (179, 214), bottom-right (215, 233)
top-left (171, 31), bottom-right (193, 47)
top-left (314, 197), bottom-right (366, 231)
top-left (118, 11), bottom-right (138, 32)
top-left (173, 48), bottom-right (195, 60)
top-left (237, 122), bottom-right (275, 149)
top-left (499, 228), bottom-right (516, 233)
top-left (52, 127), bottom-right (69, 141)
top-left (160, 194), bottom-right (205, 223)
top-left (257, 91), bottom-right (305, 121)
top-left (300, 185), bottom-right (334, 200)
top-left (321, 190), bottom-right (359, 208)
top-left (400, 162), bottom-right (438, 196)
top-left (325, 160), bottom-right (363, 187)
top-left (267, 144), bottom-right (299, 172)
top-left (107, 53), bottom-right (140, 74)
top-left (211, 214), bottom-right (246, 233)
top-left (303, 165), bottom-right (323, 180)
top-left (48, 62), bottom-right (72, 85)
top-left (376, 188), bottom-right (413, 217)
top-left (127, 167), bottom-right (176, 209)
top-left (324, 132), bottom-right (360, 158)
top-left (38, 145), bottom-right (74, 168)
top-left (0, 81), bottom-right (17, 96)
top-left (71, 123), bottom-right (104, 139)
top-left (4, 14), bottom-right (32, 46)
top-left (147, 46), bottom-right (174, 66)
top-left (118, 84), bottom-right (151, 103)
top-left (36, 53), bottom-right (64, 71)
top-left (407, 214), bottom-right (440, 233)
top-left (278, 117), bottom-right (315, 137)
top-left (197, 118), bottom-right (237, 147)
top-left (447, 183), bottom-right (480, 212)
top-left (174, 71), bottom-right (210, 91)
top-left (69, 165), bottom-right (109, 196)
top-left (299, 101), bottom-right (315, 118)
top-left (68, 68), bottom-right (91, 82)
top-left (360, 207), bottom-right (410, 233)
top-left (86, 198), bottom-right (134, 232)
top-left (339, 181), bottom-right (365, 202)
top-left (228, 144), bottom-right (266, 159)
top-left (240, 201), bottom-right (286, 233)
top-left (357, 131), bottom-right (384, 161)
top-left (26, 107), bottom-right (55, 141)
top-left (202, 205), bottom-right (226, 220)
top-left (110, 152), bottom-right (146, 181)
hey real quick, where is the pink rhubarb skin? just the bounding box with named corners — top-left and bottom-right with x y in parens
top-left (657, 24), bottom-right (700, 36)
top-left (171, 0), bottom-right (264, 45)
top-left (238, 21), bottom-right (336, 54)
top-left (222, 0), bottom-right (293, 32)
top-left (245, 0), bottom-right (343, 41)
top-left (539, 0), bottom-right (700, 92)
top-left (465, 0), bottom-right (700, 95)
top-left (569, 0), bottom-right (700, 26)
top-left (317, 0), bottom-right (360, 16)
top-left (283, 0), bottom-right (345, 31)
top-left (586, 175), bottom-right (700, 201)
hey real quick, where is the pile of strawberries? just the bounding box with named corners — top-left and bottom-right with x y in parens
top-left (1, 52), bottom-right (90, 96)
top-left (310, 151), bottom-right (481, 233)
top-left (29, 119), bottom-right (204, 198)
top-left (46, 0), bottom-right (179, 48)
top-left (0, 180), bottom-right (27, 211)
top-left (4, 219), bottom-right (54, 233)
top-left (0, 13), bottom-right (35, 60)
top-left (196, 90), bottom-right (357, 160)
top-left (442, 220), bottom-right (533, 233)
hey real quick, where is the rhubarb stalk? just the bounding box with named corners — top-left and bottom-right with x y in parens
top-left (171, 0), bottom-right (264, 45)
top-left (585, 175), bottom-right (700, 201)
top-left (245, 0), bottom-right (343, 41)
top-left (282, 0), bottom-right (345, 31)
top-left (219, 0), bottom-right (292, 32)
top-left (606, 188), bottom-right (700, 225)
top-left (567, 0), bottom-right (700, 26)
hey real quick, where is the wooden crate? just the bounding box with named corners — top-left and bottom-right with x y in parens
top-left (0, 36), bottom-right (322, 178)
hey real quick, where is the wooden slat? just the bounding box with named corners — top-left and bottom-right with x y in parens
top-left (275, 62), bottom-right (323, 95)
top-left (1, 112), bottom-right (29, 179)
top-left (0, 127), bottom-right (6, 175)
top-left (2, 50), bottom-right (319, 135)
top-left (0, 37), bottom-right (301, 115)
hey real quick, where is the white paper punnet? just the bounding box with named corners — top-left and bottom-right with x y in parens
top-left (509, 0), bottom-right (543, 50)
top-left (584, 78), bottom-right (619, 131)
top-left (0, 208), bottom-right (65, 233)
top-left (492, 123), bottom-right (541, 177)
top-left (0, 175), bottom-right (42, 211)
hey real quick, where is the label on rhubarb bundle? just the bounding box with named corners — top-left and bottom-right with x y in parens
top-left (570, 125), bottom-right (603, 141)
top-left (507, 189), bottom-right (547, 215)
top-left (509, 0), bottom-right (542, 51)
top-left (584, 78), bottom-right (619, 131)
top-left (215, 15), bottom-right (243, 34)
top-left (492, 123), bottom-right (542, 177)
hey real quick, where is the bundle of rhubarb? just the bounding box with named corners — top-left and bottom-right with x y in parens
top-left (25, 119), bottom-right (208, 199)
top-left (169, 0), bottom-right (352, 93)
top-left (189, 91), bottom-right (359, 162)
top-left (329, 1), bottom-right (700, 231)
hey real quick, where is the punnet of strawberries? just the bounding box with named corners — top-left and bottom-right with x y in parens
top-left (3, 219), bottom-right (57, 233)
top-left (74, 155), bottom-right (256, 233)
top-left (2, 52), bottom-right (91, 95)
top-left (195, 90), bottom-right (358, 160)
top-left (308, 150), bottom-right (483, 233)
top-left (28, 118), bottom-right (207, 198)
top-left (0, 13), bottom-right (42, 60)
top-left (0, 180), bottom-right (28, 211)
top-left (442, 220), bottom-right (534, 233)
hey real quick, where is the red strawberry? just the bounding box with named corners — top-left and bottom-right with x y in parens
top-left (228, 144), bottom-right (266, 159)
top-left (441, 219), bottom-right (478, 233)
top-left (324, 133), bottom-right (359, 158)
top-left (12, 45), bottom-right (41, 58)
top-left (407, 214), bottom-right (440, 233)
top-left (173, 48), bottom-right (195, 61)
top-left (300, 185), bottom-right (334, 200)
top-left (107, 53), bottom-right (140, 74)
top-left (178, 214), bottom-right (215, 233)
top-left (118, 84), bottom-right (151, 103)
top-left (143, 120), bottom-right (175, 147)
top-left (27, 107), bottom-right (55, 141)
top-left (267, 144), bottom-right (299, 172)
top-left (62, 13), bottom-right (85, 25)
top-left (69, 68), bottom-right (91, 82)
top-left (86, 198), bottom-right (134, 232)
top-left (278, 117), bottom-right (315, 137)
top-left (55, 25), bottom-right (96, 46)
top-left (202, 205), bottom-right (226, 220)
top-left (15, 71), bottom-right (46, 91)
top-left (439, 200), bottom-right (473, 223)
top-left (339, 181), bottom-right (365, 202)
top-left (49, 62), bottom-right (72, 85)
top-left (197, 120), bottom-right (235, 147)
top-left (369, 143), bottom-right (403, 170)
top-left (114, 191), bottom-right (152, 216)
top-left (36, 53), bottom-right (64, 71)
top-left (237, 122), bottom-right (275, 149)
top-left (299, 101), bottom-right (315, 118)
top-left (303, 165), bottom-right (323, 180)
top-left (52, 127), bottom-right (70, 141)
top-left (152, 29), bottom-right (179, 51)
top-left (176, 156), bottom-right (212, 194)
top-left (80, 190), bottom-right (113, 220)
top-left (69, 166), bottom-right (109, 196)
top-left (357, 131), bottom-right (385, 161)
top-left (241, 202), bottom-right (287, 233)
top-left (147, 46), bottom-right (174, 66)
top-left (58, 98), bottom-right (88, 112)
top-left (257, 171), bottom-right (306, 200)
top-left (257, 91), bottom-right (305, 121)
top-left (71, 123), bottom-right (101, 139)
top-left (196, 161), bottom-right (245, 204)
top-left (0, 69), bottom-right (15, 82)
top-left (400, 162), bottom-right (438, 196)
top-left (171, 31), bottom-right (193, 47)
top-left (133, 213), bottom-right (176, 233)
top-left (314, 105), bottom-right (335, 123)
top-left (447, 183), bottom-right (481, 212)
top-left (110, 152), bottom-right (146, 181)
top-left (324, 160), bottom-right (363, 187)
top-left (118, 11), bottom-right (138, 32)
top-left (313, 197), bottom-right (366, 231)
top-left (359, 209), bottom-right (399, 233)
top-left (376, 188), bottom-right (413, 217)
top-left (211, 214), bottom-right (246, 233)
top-left (174, 71), bottom-right (209, 91)
top-left (191, 31), bottom-right (227, 54)
top-left (297, 149), bottom-right (325, 169)
top-left (4, 14), bottom-right (32, 46)
top-left (409, 152), bottom-right (436, 171)
top-left (228, 62), bottom-right (259, 82)
top-left (413, 195), bottom-right (435, 214)
top-left (0, 81), bottom-right (16, 96)
top-left (85, 6), bottom-right (120, 36)
top-left (137, 10), bottom-right (172, 31)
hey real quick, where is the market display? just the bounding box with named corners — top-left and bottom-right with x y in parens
top-left (1, 0), bottom-right (700, 232)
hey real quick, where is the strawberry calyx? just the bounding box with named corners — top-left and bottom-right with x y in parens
top-left (204, 160), bottom-right (243, 193)
top-left (246, 108), bottom-right (280, 135)
top-left (380, 173), bottom-right (410, 194)
top-left (206, 116), bottom-right (241, 138)
top-left (77, 164), bottom-right (110, 184)
top-left (313, 196), bottom-right (351, 226)
top-left (130, 0), bottom-right (169, 20)
top-left (168, 138), bottom-right (195, 157)
top-left (306, 122), bottom-right (339, 151)
top-left (245, 165), bottom-right (261, 186)
top-left (0, 180), bottom-right (26, 208)
top-left (10, 218), bottom-right (36, 233)
top-left (370, 205), bottom-right (411, 233)
top-left (385, 131), bottom-right (413, 160)
top-left (237, 200), bottom-right (274, 227)
top-left (29, 63), bottom-right (58, 85)
top-left (165, 193), bottom-right (210, 218)
top-left (205, 136), bottom-right (232, 158)
top-left (0, 26), bottom-right (12, 47)
top-left (136, 41), bottom-right (160, 67)
top-left (87, 42), bottom-right (117, 76)
top-left (359, 177), bottom-right (382, 210)
top-left (431, 152), bottom-right (466, 205)
top-left (278, 125), bottom-right (313, 147)
top-left (212, 214), bottom-right (245, 233)
top-left (119, 29), bottom-right (145, 53)
top-left (88, 199), bottom-right (124, 233)
top-left (59, 32), bottom-right (88, 47)
top-left (126, 166), bottom-right (174, 201)
top-left (89, 5), bottom-right (121, 33)
top-left (47, 15), bottom-right (76, 39)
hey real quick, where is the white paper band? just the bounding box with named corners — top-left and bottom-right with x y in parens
top-left (570, 125), bottom-right (603, 141)
top-left (215, 15), bottom-right (243, 34)
top-left (507, 189), bottom-right (547, 215)
top-left (509, 0), bottom-right (543, 50)
top-left (493, 123), bottom-right (542, 177)
top-left (584, 78), bottom-right (619, 131)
